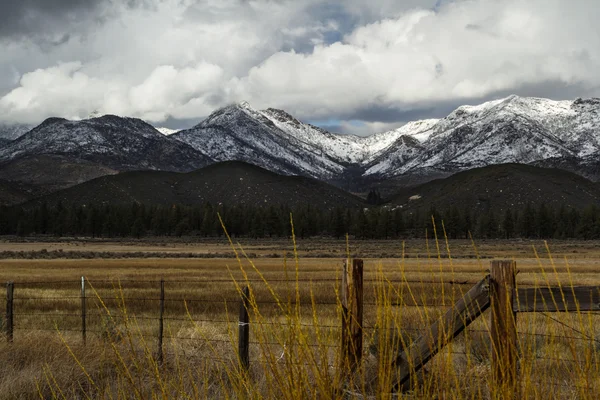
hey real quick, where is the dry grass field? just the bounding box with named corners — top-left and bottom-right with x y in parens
top-left (2, 237), bottom-right (600, 258)
top-left (0, 237), bottom-right (600, 399)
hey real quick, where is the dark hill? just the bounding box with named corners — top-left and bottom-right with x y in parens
top-left (0, 155), bottom-right (119, 198)
top-left (0, 179), bottom-right (35, 206)
top-left (389, 163), bottom-right (600, 213)
top-left (25, 161), bottom-right (365, 209)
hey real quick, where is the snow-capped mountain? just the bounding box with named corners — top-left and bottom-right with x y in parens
top-left (0, 95), bottom-right (598, 195)
top-left (0, 115), bottom-right (212, 172)
top-left (365, 95), bottom-right (600, 180)
top-left (172, 96), bottom-right (599, 184)
top-left (171, 101), bottom-right (425, 180)
top-left (172, 102), bottom-right (350, 179)
top-left (0, 123), bottom-right (33, 141)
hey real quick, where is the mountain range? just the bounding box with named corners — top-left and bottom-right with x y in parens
top-left (0, 95), bottom-right (598, 205)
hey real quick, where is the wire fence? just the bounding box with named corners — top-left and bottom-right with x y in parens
top-left (4, 276), bottom-right (600, 331)
top-left (3, 273), bottom-right (600, 394)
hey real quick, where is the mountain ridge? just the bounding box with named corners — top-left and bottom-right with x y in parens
top-left (0, 114), bottom-right (212, 173)
top-left (23, 160), bottom-right (365, 210)
top-left (0, 95), bottom-right (598, 198)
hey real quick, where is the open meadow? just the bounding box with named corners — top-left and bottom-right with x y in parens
top-left (1, 238), bottom-right (600, 399)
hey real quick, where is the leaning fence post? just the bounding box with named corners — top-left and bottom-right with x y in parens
top-left (340, 258), bottom-right (364, 374)
top-left (6, 281), bottom-right (13, 343)
top-left (238, 285), bottom-right (250, 373)
top-left (81, 276), bottom-right (86, 345)
top-left (490, 260), bottom-right (518, 397)
top-left (157, 279), bottom-right (165, 364)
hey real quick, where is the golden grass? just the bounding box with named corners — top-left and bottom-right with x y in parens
top-left (3, 238), bottom-right (600, 259)
top-left (0, 239), bottom-right (600, 398)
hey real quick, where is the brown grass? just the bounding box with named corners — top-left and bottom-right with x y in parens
top-left (2, 237), bottom-right (600, 259)
top-left (0, 238), bottom-right (599, 398)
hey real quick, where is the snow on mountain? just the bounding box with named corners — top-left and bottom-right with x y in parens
top-left (172, 102), bottom-right (433, 180)
top-left (258, 107), bottom-right (366, 164)
top-left (0, 123), bottom-right (33, 141)
top-left (2, 95), bottom-right (598, 190)
top-left (259, 108), bottom-right (438, 165)
top-left (156, 127), bottom-right (179, 135)
top-left (366, 95), bottom-right (600, 179)
top-left (173, 102), bottom-right (350, 179)
top-left (172, 96), bottom-right (600, 183)
top-left (0, 115), bottom-right (212, 172)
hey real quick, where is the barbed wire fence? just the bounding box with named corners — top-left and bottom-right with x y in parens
top-left (3, 261), bottom-right (600, 393)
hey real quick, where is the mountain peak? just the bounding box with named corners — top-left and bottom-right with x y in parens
top-left (87, 114), bottom-right (128, 123)
top-left (38, 117), bottom-right (69, 128)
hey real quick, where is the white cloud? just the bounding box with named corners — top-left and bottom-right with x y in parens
top-left (128, 62), bottom-right (224, 121)
top-left (0, 0), bottom-right (599, 131)
top-left (239, 0), bottom-right (600, 120)
top-left (0, 61), bottom-right (224, 124)
top-left (0, 62), bottom-right (115, 123)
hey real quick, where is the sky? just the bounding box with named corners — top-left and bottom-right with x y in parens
top-left (0, 0), bottom-right (599, 135)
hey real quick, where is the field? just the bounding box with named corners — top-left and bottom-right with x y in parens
top-left (1, 238), bottom-right (600, 399)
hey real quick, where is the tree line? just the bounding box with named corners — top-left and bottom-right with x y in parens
top-left (1, 201), bottom-right (599, 239)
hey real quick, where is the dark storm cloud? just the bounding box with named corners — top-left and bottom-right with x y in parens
top-left (159, 116), bottom-right (201, 131)
top-left (0, 0), bottom-right (151, 41)
top-left (306, 2), bottom-right (359, 38)
top-left (349, 105), bottom-right (439, 124)
top-left (0, 0), bottom-right (100, 39)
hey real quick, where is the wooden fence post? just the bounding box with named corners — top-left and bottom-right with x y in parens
top-left (157, 279), bottom-right (165, 364)
top-left (392, 275), bottom-right (491, 391)
top-left (340, 258), bottom-right (364, 374)
top-left (81, 276), bottom-right (86, 345)
top-left (490, 260), bottom-right (518, 397)
top-left (238, 285), bottom-right (250, 373)
top-left (6, 282), bottom-right (13, 343)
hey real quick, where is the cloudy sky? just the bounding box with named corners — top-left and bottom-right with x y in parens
top-left (0, 0), bottom-right (599, 135)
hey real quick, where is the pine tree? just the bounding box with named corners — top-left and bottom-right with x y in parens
top-left (502, 208), bottom-right (514, 239)
top-left (519, 203), bottom-right (536, 238)
top-left (393, 209), bottom-right (404, 238)
top-left (357, 210), bottom-right (369, 239)
top-left (425, 206), bottom-right (442, 237)
top-left (536, 203), bottom-right (554, 238)
top-left (445, 206), bottom-right (461, 239)
top-left (376, 210), bottom-right (391, 239)
top-left (130, 217), bottom-right (145, 238)
top-left (462, 207), bottom-right (473, 239)
top-left (366, 189), bottom-right (382, 205)
top-left (39, 201), bottom-right (49, 234)
top-left (577, 205), bottom-right (599, 239)
top-left (175, 218), bottom-right (191, 237)
top-left (487, 210), bottom-right (499, 238)
top-left (16, 220), bottom-right (26, 237)
top-left (332, 207), bottom-right (346, 239)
